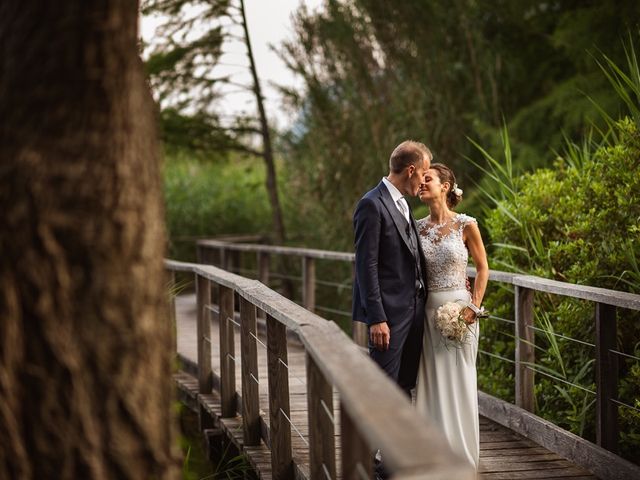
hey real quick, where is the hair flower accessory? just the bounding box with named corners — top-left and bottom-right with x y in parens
top-left (452, 183), bottom-right (463, 196)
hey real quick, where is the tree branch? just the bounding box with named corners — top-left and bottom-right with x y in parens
top-left (228, 143), bottom-right (264, 157)
top-left (212, 125), bottom-right (262, 135)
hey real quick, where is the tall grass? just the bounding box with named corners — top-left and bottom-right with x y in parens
top-left (163, 152), bottom-right (273, 261)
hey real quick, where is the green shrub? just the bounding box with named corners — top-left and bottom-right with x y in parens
top-left (478, 118), bottom-right (640, 462)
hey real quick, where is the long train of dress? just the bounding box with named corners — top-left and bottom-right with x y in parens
top-left (415, 287), bottom-right (480, 469)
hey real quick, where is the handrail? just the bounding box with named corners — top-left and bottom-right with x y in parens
top-left (166, 259), bottom-right (476, 479)
top-left (198, 239), bottom-right (355, 262)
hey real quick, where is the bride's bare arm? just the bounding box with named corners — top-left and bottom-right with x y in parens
top-left (464, 222), bottom-right (489, 317)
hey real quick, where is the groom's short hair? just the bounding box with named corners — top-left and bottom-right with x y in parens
top-left (389, 140), bottom-right (432, 174)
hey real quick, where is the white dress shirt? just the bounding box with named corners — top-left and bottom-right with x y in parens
top-left (382, 177), bottom-right (410, 223)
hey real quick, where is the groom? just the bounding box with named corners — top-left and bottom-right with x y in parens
top-left (352, 140), bottom-right (431, 397)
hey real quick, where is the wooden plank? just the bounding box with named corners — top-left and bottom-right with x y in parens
top-left (480, 441), bottom-right (534, 450)
top-left (480, 459), bottom-right (587, 472)
top-left (306, 353), bottom-right (336, 480)
top-left (479, 431), bottom-right (524, 442)
top-left (478, 391), bottom-right (640, 480)
top-left (340, 401), bottom-right (372, 480)
top-left (302, 256), bottom-right (316, 313)
top-left (595, 302), bottom-right (619, 453)
top-left (515, 286), bottom-right (534, 412)
top-left (219, 284), bottom-right (236, 417)
top-left (479, 447), bottom-right (553, 457)
top-left (479, 467), bottom-right (594, 479)
top-left (240, 296), bottom-right (261, 446)
top-left (196, 274), bottom-right (212, 393)
top-left (481, 452), bottom-right (563, 462)
top-left (267, 314), bottom-right (294, 479)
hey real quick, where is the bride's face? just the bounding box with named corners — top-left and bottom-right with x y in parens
top-left (418, 169), bottom-right (449, 203)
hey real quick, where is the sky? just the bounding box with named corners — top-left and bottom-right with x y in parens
top-left (140, 0), bottom-right (323, 129)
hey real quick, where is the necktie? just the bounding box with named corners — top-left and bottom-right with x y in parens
top-left (397, 198), bottom-right (409, 223)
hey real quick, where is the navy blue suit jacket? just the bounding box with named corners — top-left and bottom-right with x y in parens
top-left (352, 181), bottom-right (428, 326)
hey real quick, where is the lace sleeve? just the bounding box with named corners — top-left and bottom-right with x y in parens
top-left (456, 213), bottom-right (477, 232)
top-left (458, 213), bottom-right (478, 228)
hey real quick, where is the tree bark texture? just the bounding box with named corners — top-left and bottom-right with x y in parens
top-left (0, 2), bottom-right (179, 479)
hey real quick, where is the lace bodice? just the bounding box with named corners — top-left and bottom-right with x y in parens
top-left (417, 213), bottom-right (477, 292)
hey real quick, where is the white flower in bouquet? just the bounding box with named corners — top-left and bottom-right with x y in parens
top-left (435, 300), bottom-right (474, 345)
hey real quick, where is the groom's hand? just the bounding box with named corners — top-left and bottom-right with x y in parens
top-left (370, 322), bottom-right (390, 351)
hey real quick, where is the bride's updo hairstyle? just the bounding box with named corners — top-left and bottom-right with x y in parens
top-left (431, 163), bottom-right (463, 208)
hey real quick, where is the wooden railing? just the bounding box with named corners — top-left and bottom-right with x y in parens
top-left (196, 239), bottom-right (640, 480)
top-left (166, 259), bottom-right (476, 479)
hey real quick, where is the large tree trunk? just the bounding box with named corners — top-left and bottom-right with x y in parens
top-left (0, 2), bottom-right (179, 479)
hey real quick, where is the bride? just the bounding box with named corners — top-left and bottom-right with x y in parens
top-left (415, 163), bottom-right (489, 470)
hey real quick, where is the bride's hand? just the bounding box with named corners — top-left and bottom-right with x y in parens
top-left (461, 307), bottom-right (477, 325)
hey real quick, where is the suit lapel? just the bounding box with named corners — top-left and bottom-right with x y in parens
top-left (377, 182), bottom-right (413, 254)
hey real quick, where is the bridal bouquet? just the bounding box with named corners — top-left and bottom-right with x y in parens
top-left (435, 300), bottom-right (477, 346)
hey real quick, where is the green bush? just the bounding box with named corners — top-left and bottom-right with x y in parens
top-left (163, 153), bottom-right (273, 261)
top-left (479, 119), bottom-right (640, 462)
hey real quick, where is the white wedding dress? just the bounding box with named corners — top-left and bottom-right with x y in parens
top-left (415, 213), bottom-right (480, 469)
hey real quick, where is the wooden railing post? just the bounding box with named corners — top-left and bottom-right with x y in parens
top-left (220, 247), bottom-right (228, 270)
top-left (258, 251), bottom-right (270, 285)
top-left (302, 256), bottom-right (316, 312)
top-left (167, 269), bottom-right (177, 354)
top-left (351, 260), bottom-right (368, 347)
top-left (240, 296), bottom-right (261, 445)
top-left (595, 302), bottom-right (619, 453)
top-left (229, 250), bottom-right (241, 274)
top-left (307, 353), bottom-right (336, 480)
top-left (267, 314), bottom-right (293, 479)
top-left (257, 252), bottom-right (270, 320)
top-left (515, 285), bottom-right (535, 412)
top-left (341, 401), bottom-right (372, 479)
top-left (196, 274), bottom-right (212, 394)
top-left (219, 285), bottom-right (237, 417)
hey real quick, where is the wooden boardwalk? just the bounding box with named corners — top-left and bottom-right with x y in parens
top-left (174, 293), bottom-right (597, 480)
